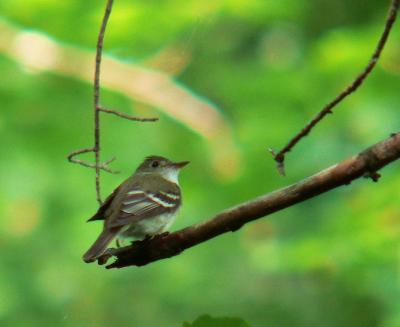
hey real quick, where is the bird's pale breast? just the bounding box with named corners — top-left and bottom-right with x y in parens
top-left (118, 211), bottom-right (177, 240)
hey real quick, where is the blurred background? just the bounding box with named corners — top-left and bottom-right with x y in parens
top-left (0, 0), bottom-right (399, 326)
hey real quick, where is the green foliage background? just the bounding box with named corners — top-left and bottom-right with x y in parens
top-left (0, 0), bottom-right (399, 326)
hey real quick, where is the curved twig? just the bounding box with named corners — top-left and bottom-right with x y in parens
top-left (271, 0), bottom-right (399, 175)
top-left (68, 148), bottom-right (118, 173)
top-left (96, 133), bottom-right (400, 269)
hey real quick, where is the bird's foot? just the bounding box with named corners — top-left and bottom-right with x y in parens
top-left (144, 234), bottom-right (153, 241)
top-left (116, 239), bottom-right (122, 248)
top-left (97, 248), bottom-right (117, 265)
top-left (152, 231), bottom-right (170, 241)
top-left (130, 233), bottom-right (170, 246)
top-left (130, 235), bottom-right (152, 246)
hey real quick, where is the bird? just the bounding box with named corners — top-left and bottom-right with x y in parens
top-left (83, 155), bottom-right (189, 263)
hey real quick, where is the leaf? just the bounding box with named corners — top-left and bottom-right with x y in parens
top-left (182, 314), bottom-right (251, 327)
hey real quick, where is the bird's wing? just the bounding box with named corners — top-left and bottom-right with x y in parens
top-left (107, 188), bottom-right (181, 228)
top-left (87, 185), bottom-right (121, 222)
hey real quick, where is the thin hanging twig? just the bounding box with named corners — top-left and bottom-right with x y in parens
top-left (93, 0), bottom-right (113, 205)
top-left (270, 0), bottom-right (399, 176)
top-left (67, 0), bottom-right (158, 205)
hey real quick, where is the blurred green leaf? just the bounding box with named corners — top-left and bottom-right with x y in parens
top-left (183, 315), bottom-right (251, 327)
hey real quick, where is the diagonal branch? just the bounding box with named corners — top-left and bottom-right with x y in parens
top-left (99, 107), bottom-right (158, 122)
top-left (270, 0), bottom-right (399, 175)
top-left (96, 133), bottom-right (400, 269)
top-left (67, 0), bottom-right (158, 205)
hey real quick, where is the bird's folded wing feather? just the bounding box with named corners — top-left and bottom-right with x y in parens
top-left (107, 188), bottom-right (180, 228)
top-left (87, 185), bottom-right (121, 222)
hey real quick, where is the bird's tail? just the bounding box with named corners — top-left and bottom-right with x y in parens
top-left (83, 229), bottom-right (116, 263)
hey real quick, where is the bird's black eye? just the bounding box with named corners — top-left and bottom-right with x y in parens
top-left (151, 161), bottom-right (159, 168)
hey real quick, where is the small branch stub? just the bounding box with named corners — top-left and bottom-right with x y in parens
top-left (268, 148), bottom-right (285, 176)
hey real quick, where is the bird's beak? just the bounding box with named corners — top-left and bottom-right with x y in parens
top-left (171, 161), bottom-right (190, 169)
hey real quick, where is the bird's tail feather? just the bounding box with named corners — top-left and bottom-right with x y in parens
top-left (83, 230), bottom-right (116, 263)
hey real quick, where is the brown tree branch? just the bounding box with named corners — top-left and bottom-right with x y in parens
top-left (270, 0), bottom-right (399, 175)
top-left (96, 133), bottom-right (400, 269)
top-left (67, 0), bottom-right (158, 205)
top-left (99, 107), bottom-right (158, 122)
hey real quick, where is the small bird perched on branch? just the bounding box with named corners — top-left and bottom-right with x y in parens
top-left (83, 155), bottom-right (189, 263)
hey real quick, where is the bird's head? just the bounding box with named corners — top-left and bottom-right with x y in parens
top-left (136, 155), bottom-right (189, 184)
